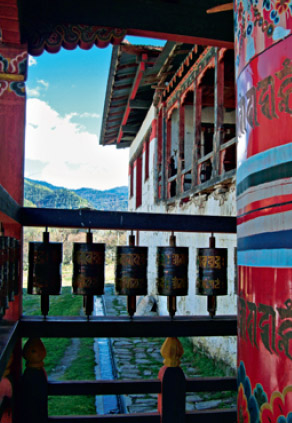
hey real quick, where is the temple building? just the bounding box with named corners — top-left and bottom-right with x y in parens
top-left (101, 42), bottom-right (237, 366)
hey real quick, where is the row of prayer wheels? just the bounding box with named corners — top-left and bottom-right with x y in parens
top-left (28, 229), bottom-right (228, 318)
top-left (0, 226), bottom-right (20, 317)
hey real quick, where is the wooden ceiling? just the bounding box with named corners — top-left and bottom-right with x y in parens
top-left (18, 0), bottom-right (234, 48)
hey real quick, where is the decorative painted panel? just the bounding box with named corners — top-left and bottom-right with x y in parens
top-left (234, 0), bottom-right (292, 77)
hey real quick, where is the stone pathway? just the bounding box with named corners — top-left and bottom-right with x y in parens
top-left (102, 283), bottom-right (236, 414)
top-left (48, 338), bottom-right (81, 381)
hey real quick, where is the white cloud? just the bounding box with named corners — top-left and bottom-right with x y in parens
top-left (28, 56), bottom-right (37, 66)
top-left (79, 112), bottom-right (100, 119)
top-left (65, 112), bottom-right (100, 121)
top-left (25, 98), bottom-right (129, 190)
top-left (37, 79), bottom-right (49, 89)
top-left (26, 87), bottom-right (40, 97)
top-left (27, 80), bottom-right (49, 98)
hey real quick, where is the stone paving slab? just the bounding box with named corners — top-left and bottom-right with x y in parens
top-left (103, 283), bottom-right (236, 414)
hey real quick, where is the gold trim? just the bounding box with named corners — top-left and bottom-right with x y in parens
top-left (0, 73), bottom-right (25, 82)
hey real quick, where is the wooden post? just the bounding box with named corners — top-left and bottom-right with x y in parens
top-left (212, 48), bottom-right (224, 178)
top-left (154, 107), bottom-right (160, 204)
top-left (21, 338), bottom-right (48, 423)
top-left (0, 39), bottom-right (28, 423)
top-left (158, 337), bottom-right (186, 423)
top-left (177, 100), bottom-right (185, 195)
top-left (161, 105), bottom-right (167, 201)
top-left (191, 80), bottom-right (202, 188)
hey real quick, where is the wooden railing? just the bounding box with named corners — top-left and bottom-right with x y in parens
top-left (0, 185), bottom-right (237, 422)
top-left (165, 138), bottom-right (237, 202)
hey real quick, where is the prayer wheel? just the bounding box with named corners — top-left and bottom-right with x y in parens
top-left (72, 230), bottom-right (105, 317)
top-left (156, 234), bottom-right (188, 317)
top-left (115, 233), bottom-right (148, 317)
top-left (28, 230), bottom-right (62, 316)
top-left (196, 234), bottom-right (227, 317)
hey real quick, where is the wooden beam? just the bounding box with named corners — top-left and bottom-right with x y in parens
top-left (47, 376), bottom-right (236, 396)
top-left (19, 207), bottom-right (237, 233)
top-left (19, 0), bottom-right (234, 47)
top-left (129, 99), bottom-right (150, 109)
top-left (0, 184), bottom-right (22, 223)
top-left (19, 315), bottom-right (237, 338)
top-left (117, 57), bottom-right (147, 143)
top-left (48, 415), bottom-right (160, 422)
top-left (122, 125), bottom-right (139, 133)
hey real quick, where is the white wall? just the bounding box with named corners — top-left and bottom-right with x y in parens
top-left (128, 106), bottom-right (237, 369)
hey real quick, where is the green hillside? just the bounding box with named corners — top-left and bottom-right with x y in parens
top-left (24, 178), bottom-right (128, 211)
top-left (24, 179), bottom-right (89, 209)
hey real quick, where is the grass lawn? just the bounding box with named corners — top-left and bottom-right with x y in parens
top-left (22, 286), bottom-right (96, 415)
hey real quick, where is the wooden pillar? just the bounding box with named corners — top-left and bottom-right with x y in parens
top-left (177, 100), bottom-right (185, 195)
top-left (154, 107), bottom-right (161, 203)
top-left (191, 81), bottom-right (202, 188)
top-left (158, 337), bottom-right (186, 423)
top-left (0, 41), bottom-right (27, 423)
top-left (212, 48), bottom-right (224, 178)
top-left (161, 106), bottom-right (168, 201)
top-left (0, 41), bottom-right (27, 320)
top-left (21, 338), bottom-right (48, 423)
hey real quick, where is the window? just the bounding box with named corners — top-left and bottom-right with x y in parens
top-left (136, 155), bottom-right (142, 209)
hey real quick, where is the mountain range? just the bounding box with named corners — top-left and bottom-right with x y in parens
top-left (24, 178), bottom-right (128, 211)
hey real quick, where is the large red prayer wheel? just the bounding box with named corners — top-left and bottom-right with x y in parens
top-left (234, 2), bottom-right (292, 421)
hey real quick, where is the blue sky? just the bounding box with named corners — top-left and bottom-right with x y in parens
top-left (25, 36), bottom-right (165, 190)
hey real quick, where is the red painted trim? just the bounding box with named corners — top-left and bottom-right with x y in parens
top-left (117, 130), bottom-right (123, 144)
top-left (238, 191), bottom-right (292, 217)
top-left (144, 137), bottom-right (150, 181)
top-left (150, 118), bottom-right (157, 142)
top-left (179, 104), bottom-right (185, 160)
top-left (237, 202), bottom-right (292, 226)
top-left (130, 61), bottom-right (145, 100)
top-left (166, 118), bottom-right (172, 164)
top-left (118, 59), bottom-right (146, 142)
top-left (166, 101), bottom-right (178, 120)
top-left (121, 108), bottom-right (130, 126)
top-left (127, 29), bottom-right (234, 49)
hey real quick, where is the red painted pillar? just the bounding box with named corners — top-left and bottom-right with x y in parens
top-left (235, 2), bottom-right (292, 422)
top-left (0, 41), bottom-right (27, 319)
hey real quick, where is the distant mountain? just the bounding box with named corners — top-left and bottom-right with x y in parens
top-left (24, 178), bottom-right (128, 211)
top-left (25, 178), bottom-right (65, 191)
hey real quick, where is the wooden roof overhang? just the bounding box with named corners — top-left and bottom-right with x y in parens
top-left (100, 43), bottom-right (163, 148)
top-left (16, 0), bottom-right (234, 52)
